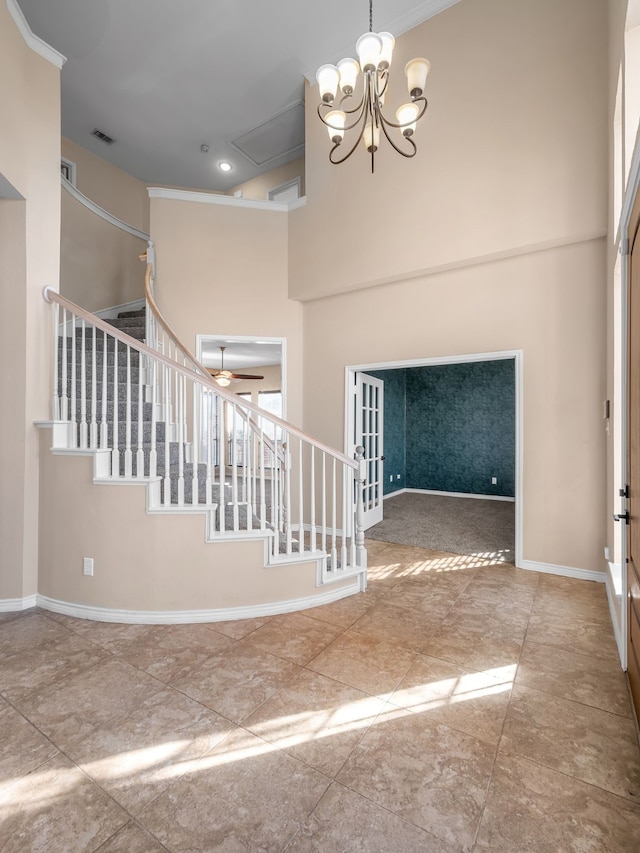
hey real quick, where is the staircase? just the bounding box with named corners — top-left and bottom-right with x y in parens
top-left (46, 282), bottom-right (368, 583)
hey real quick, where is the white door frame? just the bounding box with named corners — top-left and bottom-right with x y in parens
top-left (345, 349), bottom-right (523, 568)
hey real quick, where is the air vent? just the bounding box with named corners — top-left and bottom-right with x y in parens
top-left (91, 128), bottom-right (115, 145)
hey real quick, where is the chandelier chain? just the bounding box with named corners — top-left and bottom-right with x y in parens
top-left (369, 0), bottom-right (373, 33)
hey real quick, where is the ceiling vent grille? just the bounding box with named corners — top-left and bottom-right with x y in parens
top-left (91, 128), bottom-right (115, 145)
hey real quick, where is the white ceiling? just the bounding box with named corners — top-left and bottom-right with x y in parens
top-left (17, 0), bottom-right (459, 191)
top-left (200, 338), bottom-right (282, 371)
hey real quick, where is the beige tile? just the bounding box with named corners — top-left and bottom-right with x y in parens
top-left (108, 623), bottom-right (235, 683)
top-left (532, 581), bottom-right (612, 624)
top-left (336, 704), bottom-right (496, 850)
top-left (476, 753), bottom-right (640, 852)
top-left (0, 753), bottom-right (128, 852)
top-left (243, 612), bottom-right (343, 666)
top-left (207, 616), bottom-right (270, 639)
top-left (516, 638), bottom-right (633, 717)
top-left (66, 621), bottom-right (159, 650)
top-left (351, 602), bottom-right (440, 652)
top-left (136, 728), bottom-right (330, 851)
top-left (0, 631), bottom-right (110, 703)
top-left (303, 591), bottom-right (376, 628)
top-left (526, 608), bottom-right (620, 662)
top-left (0, 612), bottom-right (72, 658)
top-left (501, 684), bottom-right (640, 800)
top-left (390, 654), bottom-right (514, 745)
top-left (173, 642), bottom-right (300, 723)
top-left (307, 629), bottom-right (417, 697)
top-left (95, 821), bottom-right (167, 852)
top-left (473, 563), bottom-right (540, 589)
top-left (444, 594), bottom-right (531, 638)
top-left (423, 617), bottom-right (524, 671)
top-left (287, 781), bottom-right (458, 852)
top-left (15, 658), bottom-right (166, 751)
top-left (383, 578), bottom-right (460, 619)
top-left (66, 687), bottom-right (235, 814)
top-left (244, 669), bottom-right (385, 777)
top-left (0, 705), bottom-right (59, 782)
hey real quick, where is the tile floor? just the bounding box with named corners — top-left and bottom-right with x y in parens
top-left (1, 541), bottom-right (640, 851)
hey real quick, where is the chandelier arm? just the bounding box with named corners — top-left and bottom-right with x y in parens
top-left (328, 115), bottom-right (369, 166)
top-left (378, 96), bottom-right (429, 130)
top-left (318, 99), bottom-right (369, 134)
top-left (377, 116), bottom-right (418, 159)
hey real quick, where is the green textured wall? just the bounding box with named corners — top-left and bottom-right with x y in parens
top-left (369, 359), bottom-right (515, 498)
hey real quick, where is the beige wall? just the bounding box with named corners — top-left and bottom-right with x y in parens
top-left (290, 0), bottom-right (608, 301)
top-left (229, 157), bottom-right (305, 202)
top-left (62, 137), bottom-right (150, 233)
top-left (60, 189), bottom-right (147, 312)
top-left (150, 197), bottom-right (304, 428)
top-left (0, 3), bottom-right (60, 600)
top-left (297, 0), bottom-right (609, 575)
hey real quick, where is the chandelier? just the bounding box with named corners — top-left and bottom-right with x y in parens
top-left (315, 0), bottom-right (431, 172)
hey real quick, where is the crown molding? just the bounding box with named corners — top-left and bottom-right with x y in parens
top-left (147, 186), bottom-right (306, 213)
top-left (6, 0), bottom-right (66, 68)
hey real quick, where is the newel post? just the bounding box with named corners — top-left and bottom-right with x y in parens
top-left (354, 445), bottom-right (367, 569)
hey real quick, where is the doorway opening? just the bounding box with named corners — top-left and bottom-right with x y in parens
top-left (345, 350), bottom-right (523, 567)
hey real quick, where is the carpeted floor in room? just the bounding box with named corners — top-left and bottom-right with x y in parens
top-left (367, 491), bottom-right (515, 562)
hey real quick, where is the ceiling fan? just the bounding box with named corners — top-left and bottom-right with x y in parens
top-left (207, 346), bottom-right (264, 387)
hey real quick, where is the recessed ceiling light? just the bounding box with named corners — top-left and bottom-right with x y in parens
top-left (218, 161), bottom-right (232, 172)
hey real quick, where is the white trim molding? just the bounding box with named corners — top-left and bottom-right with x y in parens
top-left (147, 186), bottom-right (306, 213)
top-left (62, 175), bottom-right (150, 241)
top-left (520, 559), bottom-right (606, 584)
top-left (403, 488), bottom-right (515, 503)
top-left (0, 594), bottom-right (37, 613)
top-left (37, 581), bottom-right (361, 625)
top-left (6, 0), bottom-right (66, 68)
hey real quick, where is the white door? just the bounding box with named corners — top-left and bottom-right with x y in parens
top-left (354, 372), bottom-right (384, 529)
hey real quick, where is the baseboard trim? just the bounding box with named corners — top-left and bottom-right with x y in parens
top-left (403, 488), bottom-right (516, 503)
top-left (94, 298), bottom-right (146, 321)
top-left (36, 581), bottom-right (362, 625)
top-left (605, 562), bottom-right (625, 668)
top-left (0, 594), bottom-right (37, 613)
top-left (519, 559), bottom-right (606, 583)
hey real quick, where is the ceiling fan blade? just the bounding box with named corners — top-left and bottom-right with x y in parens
top-left (230, 373), bottom-right (265, 380)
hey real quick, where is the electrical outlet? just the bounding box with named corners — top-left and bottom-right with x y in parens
top-left (491, 477), bottom-right (498, 485)
top-left (83, 556), bottom-right (94, 576)
top-left (604, 545), bottom-right (611, 561)
top-left (389, 475), bottom-right (393, 482)
top-left (396, 474), bottom-right (401, 479)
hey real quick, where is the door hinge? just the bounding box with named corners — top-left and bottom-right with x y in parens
top-left (614, 511), bottom-right (630, 524)
top-left (620, 485), bottom-right (630, 499)
top-left (621, 237), bottom-right (630, 256)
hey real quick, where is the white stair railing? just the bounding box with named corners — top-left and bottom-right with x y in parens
top-left (44, 286), bottom-right (367, 575)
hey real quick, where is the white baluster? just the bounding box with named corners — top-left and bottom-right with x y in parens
top-left (259, 423), bottom-right (266, 530)
top-left (218, 394), bottom-right (226, 532)
top-left (354, 446), bottom-right (367, 568)
top-left (177, 374), bottom-right (184, 505)
top-left (231, 404), bottom-right (239, 530)
top-left (192, 380), bottom-right (199, 505)
top-left (310, 447), bottom-right (316, 552)
top-left (349, 466), bottom-right (356, 568)
top-left (321, 452), bottom-right (327, 556)
top-left (52, 301), bottom-right (60, 420)
top-left (70, 314), bottom-right (77, 448)
top-left (205, 390), bottom-right (212, 505)
top-left (149, 357), bottom-right (157, 478)
top-left (298, 441), bottom-right (304, 553)
top-left (245, 415), bottom-right (253, 531)
top-left (285, 440), bottom-right (292, 555)
top-left (89, 325), bottom-right (97, 448)
top-left (111, 334), bottom-right (119, 475)
top-left (136, 346), bottom-right (144, 477)
top-left (100, 332), bottom-right (108, 449)
top-left (61, 308), bottom-right (68, 421)
top-left (341, 464), bottom-right (348, 570)
top-left (79, 320), bottom-right (87, 449)
top-left (162, 365), bottom-right (171, 505)
top-left (331, 457), bottom-right (337, 571)
top-left (124, 345), bottom-right (132, 477)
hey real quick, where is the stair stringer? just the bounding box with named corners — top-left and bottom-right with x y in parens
top-left (36, 427), bottom-right (365, 624)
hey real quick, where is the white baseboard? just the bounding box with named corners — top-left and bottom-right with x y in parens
top-left (94, 298), bottom-right (146, 320)
top-left (519, 559), bottom-right (606, 583)
top-left (36, 581), bottom-right (362, 625)
top-left (0, 594), bottom-right (37, 612)
top-left (605, 562), bottom-right (625, 668)
top-left (401, 488), bottom-right (515, 503)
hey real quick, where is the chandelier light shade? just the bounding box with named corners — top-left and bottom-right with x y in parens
top-left (315, 0), bottom-right (431, 172)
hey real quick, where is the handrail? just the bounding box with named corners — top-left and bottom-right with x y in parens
top-left (43, 286), bottom-right (357, 469)
top-left (140, 249), bottom-right (282, 463)
top-left (61, 174), bottom-right (150, 242)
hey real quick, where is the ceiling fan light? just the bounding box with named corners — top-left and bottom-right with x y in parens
top-left (378, 32), bottom-right (395, 70)
top-left (396, 102), bottom-right (420, 136)
top-left (337, 57), bottom-right (360, 95)
top-left (356, 32), bottom-right (383, 73)
top-left (316, 64), bottom-right (340, 103)
top-left (405, 57), bottom-right (431, 98)
top-left (215, 375), bottom-right (231, 387)
top-left (325, 109), bottom-right (346, 144)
